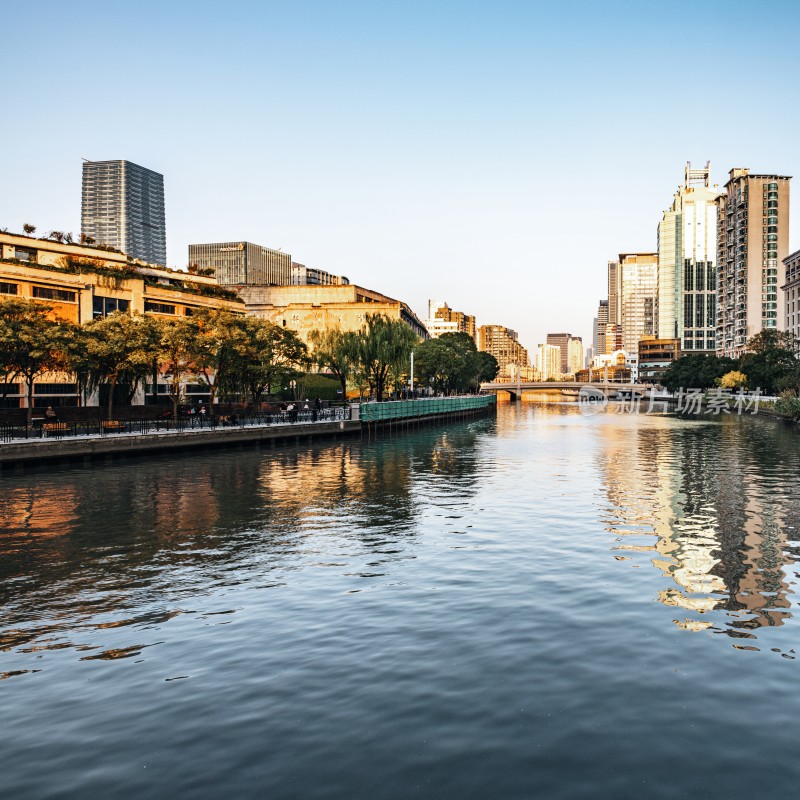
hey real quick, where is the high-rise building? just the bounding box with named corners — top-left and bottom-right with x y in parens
top-left (478, 325), bottom-right (530, 381)
top-left (568, 336), bottom-right (584, 374)
top-left (608, 260), bottom-right (621, 326)
top-left (188, 241), bottom-right (292, 286)
top-left (545, 333), bottom-right (572, 373)
top-left (716, 168), bottom-right (791, 357)
top-left (426, 300), bottom-right (477, 341)
top-left (618, 252), bottom-right (658, 354)
top-left (536, 344), bottom-right (561, 380)
top-left (657, 162), bottom-right (720, 353)
top-left (782, 249), bottom-right (800, 346)
top-left (595, 300), bottom-right (609, 356)
top-left (81, 159), bottom-right (166, 266)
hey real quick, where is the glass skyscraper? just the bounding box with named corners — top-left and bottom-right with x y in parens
top-left (81, 160), bottom-right (167, 266)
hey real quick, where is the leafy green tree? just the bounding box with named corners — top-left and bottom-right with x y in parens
top-left (356, 314), bottom-right (417, 401)
top-left (309, 328), bottom-right (360, 399)
top-left (22, 223), bottom-right (36, 236)
top-left (473, 350), bottom-right (500, 387)
top-left (414, 338), bottom-right (465, 394)
top-left (0, 298), bottom-right (70, 424)
top-left (232, 318), bottom-right (308, 404)
top-left (660, 354), bottom-right (739, 393)
top-left (739, 330), bottom-right (798, 395)
top-left (79, 312), bottom-right (157, 417)
top-left (154, 316), bottom-right (200, 420)
top-left (189, 310), bottom-right (248, 407)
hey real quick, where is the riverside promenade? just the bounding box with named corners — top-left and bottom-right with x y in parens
top-left (0, 395), bottom-right (496, 471)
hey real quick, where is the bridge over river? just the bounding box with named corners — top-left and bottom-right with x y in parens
top-left (480, 381), bottom-right (650, 401)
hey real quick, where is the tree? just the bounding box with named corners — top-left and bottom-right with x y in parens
top-left (0, 298), bottom-right (70, 424)
top-left (154, 316), bottom-right (200, 420)
top-left (660, 355), bottom-right (739, 393)
top-left (718, 370), bottom-right (748, 389)
top-left (80, 312), bottom-right (158, 417)
top-left (413, 332), bottom-right (495, 395)
top-left (189, 310), bottom-right (248, 406)
top-left (232, 318), bottom-right (308, 405)
top-left (356, 315), bottom-right (417, 401)
top-left (739, 330), bottom-right (798, 396)
top-left (309, 328), bottom-right (360, 399)
top-left (22, 223), bottom-right (36, 236)
top-left (474, 350), bottom-right (499, 387)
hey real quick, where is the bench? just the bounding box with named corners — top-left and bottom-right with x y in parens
top-left (42, 422), bottom-right (71, 437)
top-left (101, 420), bottom-right (126, 433)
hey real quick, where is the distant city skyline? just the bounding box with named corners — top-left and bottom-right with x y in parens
top-left (2, 1), bottom-right (798, 350)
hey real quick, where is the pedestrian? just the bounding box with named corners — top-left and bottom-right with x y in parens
top-left (45, 405), bottom-right (58, 422)
top-left (199, 405), bottom-right (206, 416)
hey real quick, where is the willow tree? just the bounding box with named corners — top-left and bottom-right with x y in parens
top-left (356, 314), bottom-right (417, 402)
top-left (0, 298), bottom-right (70, 424)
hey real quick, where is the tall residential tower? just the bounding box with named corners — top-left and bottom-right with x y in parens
top-left (715, 168), bottom-right (791, 357)
top-left (81, 159), bottom-right (166, 265)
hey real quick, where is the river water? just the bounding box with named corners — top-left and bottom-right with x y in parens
top-left (2, 403), bottom-right (800, 799)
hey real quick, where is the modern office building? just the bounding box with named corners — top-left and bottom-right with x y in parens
top-left (638, 338), bottom-right (681, 384)
top-left (715, 168), bottom-right (791, 357)
top-left (657, 162), bottom-right (720, 353)
top-left (425, 300), bottom-right (477, 341)
top-left (290, 263), bottom-right (349, 286)
top-left (782, 249), bottom-right (800, 347)
top-left (618, 252), bottom-right (658, 354)
top-left (478, 325), bottom-right (530, 381)
top-left (545, 333), bottom-right (572, 373)
top-left (595, 300), bottom-right (609, 356)
top-left (188, 241), bottom-right (292, 286)
top-left (81, 159), bottom-right (167, 266)
top-left (536, 344), bottom-right (561, 381)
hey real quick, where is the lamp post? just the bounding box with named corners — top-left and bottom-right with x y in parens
top-left (410, 350), bottom-right (414, 398)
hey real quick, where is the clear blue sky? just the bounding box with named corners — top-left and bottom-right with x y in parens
top-left (2, 0), bottom-right (798, 352)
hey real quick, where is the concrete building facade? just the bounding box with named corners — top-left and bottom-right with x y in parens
top-left (536, 344), bottom-right (561, 381)
top-left (81, 159), bottom-right (167, 266)
top-left (618, 252), bottom-right (658, 354)
top-left (235, 284), bottom-right (428, 344)
top-left (638, 338), bottom-right (681, 384)
top-left (715, 168), bottom-right (791, 357)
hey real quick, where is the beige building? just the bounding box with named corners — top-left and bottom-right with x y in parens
top-left (618, 252), bottom-right (658, 354)
top-left (0, 231), bottom-right (245, 408)
top-left (567, 336), bottom-right (583, 374)
top-left (478, 325), bottom-right (530, 381)
top-left (425, 300), bottom-right (477, 341)
top-left (235, 283), bottom-right (428, 343)
top-left (782, 249), bottom-right (800, 346)
top-left (536, 344), bottom-right (561, 380)
top-left (716, 168), bottom-right (791, 357)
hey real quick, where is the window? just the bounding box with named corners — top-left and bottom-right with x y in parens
top-left (14, 247), bottom-right (36, 263)
top-left (33, 286), bottom-right (77, 302)
top-left (696, 264), bottom-right (705, 291)
top-left (93, 296), bottom-right (130, 318)
top-left (0, 282), bottom-right (18, 295)
top-left (144, 301), bottom-right (176, 315)
top-left (35, 383), bottom-right (77, 395)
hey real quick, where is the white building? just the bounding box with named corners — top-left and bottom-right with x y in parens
top-left (536, 343), bottom-right (562, 380)
top-left (567, 337), bottom-right (583, 374)
top-left (658, 162), bottom-right (720, 353)
top-left (591, 350), bottom-right (638, 382)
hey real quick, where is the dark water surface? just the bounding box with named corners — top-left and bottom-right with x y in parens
top-left (2, 404), bottom-right (800, 799)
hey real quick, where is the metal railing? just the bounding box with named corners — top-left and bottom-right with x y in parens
top-left (0, 406), bottom-right (352, 444)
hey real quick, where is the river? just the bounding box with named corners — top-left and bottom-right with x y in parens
top-left (1, 403), bottom-right (799, 798)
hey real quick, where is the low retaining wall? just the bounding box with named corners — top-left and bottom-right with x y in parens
top-left (0, 419), bottom-right (361, 471)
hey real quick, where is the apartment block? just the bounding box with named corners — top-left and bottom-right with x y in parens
top-left (188, 241), bottom-right (292, 286)
top-left (715, 168), bottom-right (791, 357)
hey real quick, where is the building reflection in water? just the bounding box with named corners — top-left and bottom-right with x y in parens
top-left (595, 413), bottom-right (800, 639)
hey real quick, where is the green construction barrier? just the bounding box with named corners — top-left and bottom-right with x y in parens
top-left (359, 394), bottom-right (496, 422)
